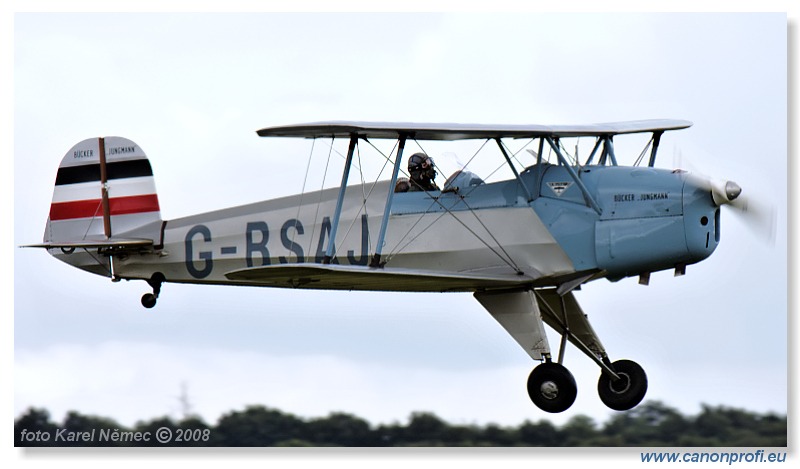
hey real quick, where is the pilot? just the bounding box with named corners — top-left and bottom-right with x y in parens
top-left (407, 152), bottom-right (440, 192)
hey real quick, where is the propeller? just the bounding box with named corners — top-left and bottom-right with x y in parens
top-left (674, 147), bottom-right (776, 244)
top-left (726, 190), bottom-right (777, 244)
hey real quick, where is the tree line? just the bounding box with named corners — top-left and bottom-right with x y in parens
top-left (14, 400), bottom-right (786, 447)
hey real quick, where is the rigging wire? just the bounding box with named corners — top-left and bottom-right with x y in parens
top-left (633, 136), bottom-right (654, 167)
top-left (384, 192), bottom-right (523, 274)
top-left (81, 201), bottom-right (105, 240)
top-left (84, 248), bottom-right (113, 277)
top-left (382, 138), bottom-right (524, 273)
top-left (322, 139), bottom-right (363, 172)
top-left (458, 195), bottom-right (523, 273)
top-left (287, 138), bottom-right (316, 261)
top-left (307, 137), bottom-right (335, 257)
top-left (508, 137), bottom-right (536, 171)
top-left (381, 197), bottom-right (442, 262)
top-left (384, 138), bottom-right (489, 259)
top-left (558, 139), bottom-right (577, 166)
top-left (445, 138), bottom-right (490, 175)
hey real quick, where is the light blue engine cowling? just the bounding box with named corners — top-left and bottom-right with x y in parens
top-left (530, 164), bottom-right (720, 281)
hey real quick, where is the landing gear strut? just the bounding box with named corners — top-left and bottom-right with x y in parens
top-left (141, 273), bottom-right (165, 309)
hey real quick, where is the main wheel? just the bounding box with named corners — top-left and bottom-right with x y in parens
top-left (598, 359), bottom-right (648, 411)
top-left (526, 362), bottom-right (577, 413)
top-left (141, 293), bottom-right (157, 309)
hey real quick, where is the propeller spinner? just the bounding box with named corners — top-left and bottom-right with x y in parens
top-left (686, 172), bottom-right (776, 244)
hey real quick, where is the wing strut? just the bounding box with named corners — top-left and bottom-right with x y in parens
top-left (496, 138), bottom-right (534, 202)
top-left (536, 137), bottom-right (545, 165)
top-left (598, 136), bottom-right (618, 166)
top-left (370, 134), bottom-right (407, 268)
top-left (545, 136), bottom-right (602, 215)
top-left (647, 131), bottom-right (663, 167)
top-left (584, 138), bottom-right (603, 165)
top-left (323, 135), bottom-right (357, 264)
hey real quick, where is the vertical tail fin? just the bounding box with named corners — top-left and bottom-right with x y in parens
top-left (45, 137), bottom-right (163, 245)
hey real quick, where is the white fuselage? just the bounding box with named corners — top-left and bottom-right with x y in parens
top-left (54, 179), bottom-right (577, 289)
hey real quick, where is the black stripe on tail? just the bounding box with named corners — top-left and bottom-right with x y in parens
top-left (55, 159), bottom-right (154, 186)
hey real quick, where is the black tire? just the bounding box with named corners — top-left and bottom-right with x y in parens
top-left (526, 362), bottom-right (577, 413)
top-left (597, 359), bottom-right (648, 411)
top-left (141, 293), bottom-right (157, 309)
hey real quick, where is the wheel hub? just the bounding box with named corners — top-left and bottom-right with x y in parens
top-left (540, 380), bottom-right (559, 400)
top-left (609, 372), bottom-right (631, 394)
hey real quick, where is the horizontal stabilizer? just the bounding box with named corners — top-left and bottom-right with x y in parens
top-left (22, 238), bottom-right (153, 250)
top-left (224, 263), bottom-right (531, 292)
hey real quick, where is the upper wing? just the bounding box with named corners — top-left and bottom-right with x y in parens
top-left (224, 263), bottom-right (533, 292)
top-left (256, 119), bottom-right (692, 140)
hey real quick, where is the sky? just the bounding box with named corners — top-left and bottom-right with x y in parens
top-left (5, 4), bottom-right (795, 463)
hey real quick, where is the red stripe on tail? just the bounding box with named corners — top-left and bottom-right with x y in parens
top-left (50, 194), bottom-right (160, 221)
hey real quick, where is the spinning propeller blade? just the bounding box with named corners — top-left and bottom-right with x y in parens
top-left (728, 194), bottom-right (777, 244)
top-left (675, 147), bottom-right (776, 245)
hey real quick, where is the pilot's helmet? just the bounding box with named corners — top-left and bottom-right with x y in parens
top-left (394, 177), bottom-right (411, 193)
top-left (408, 152), bottom-right (436, 178)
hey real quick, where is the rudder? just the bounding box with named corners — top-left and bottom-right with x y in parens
top-left (45, 137), bottom-right (163, 245)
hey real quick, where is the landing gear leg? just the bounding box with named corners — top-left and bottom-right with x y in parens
top-left (534, 290), bottom-right (649, 412)
top-left (475, 289), bottom-right (650, 413)
top-left (141, 273), bottom-right (165, 309)
top-left (474, 290), bottom-right (578, 413)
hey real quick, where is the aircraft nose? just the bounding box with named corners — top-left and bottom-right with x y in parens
top-left (725, 181), bottom-right (742, 201)
top-left (710, 179), bottom-right (742, 206)
top-left (682, 175), bottom-right (720, 261)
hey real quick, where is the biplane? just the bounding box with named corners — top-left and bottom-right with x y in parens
top-left (25, 119), bottom-right (757, 413)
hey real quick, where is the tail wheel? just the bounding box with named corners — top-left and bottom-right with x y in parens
top-left (141, 293), bottom-right (157, 309)
top-left (141, 273), bottom-right (165, 309)
top-left (526, 362), bottom-right (577, 413)
top-left (597, 359), bottom-right (648, 411)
